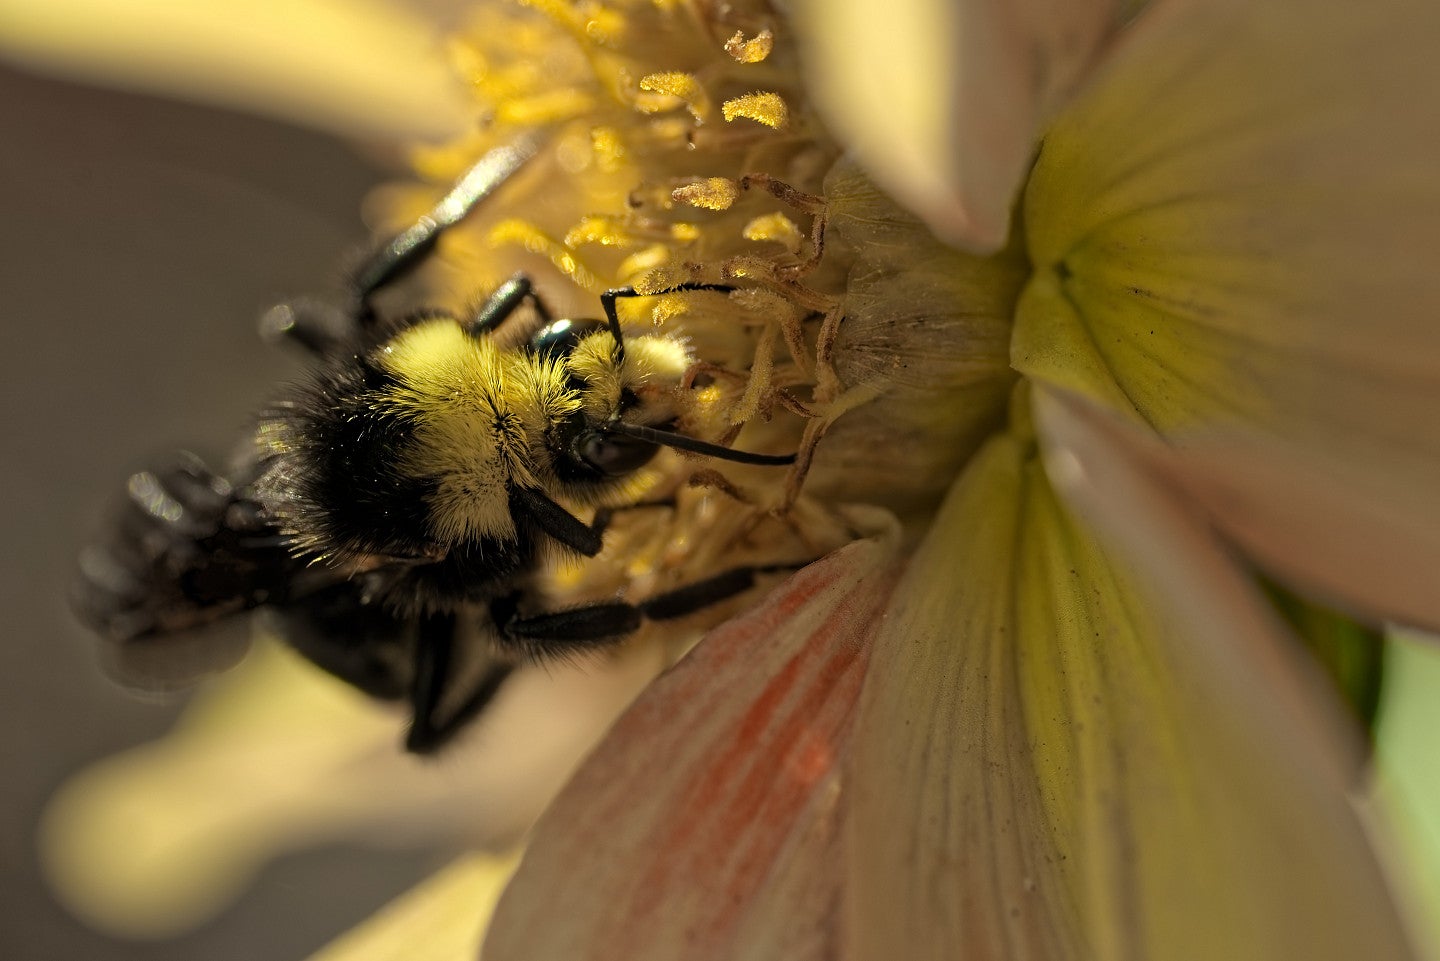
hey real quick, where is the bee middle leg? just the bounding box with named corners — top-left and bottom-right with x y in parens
top-left (491, 564), bottom-right (793, 661)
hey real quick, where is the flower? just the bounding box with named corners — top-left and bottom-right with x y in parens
top-left (456, 0), bottom-right (1440, 958)
top-left (29, 0), bottom-right (1440, 958)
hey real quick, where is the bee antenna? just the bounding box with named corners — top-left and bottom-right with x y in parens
top-left (606, 421), bottom-right (795, 466)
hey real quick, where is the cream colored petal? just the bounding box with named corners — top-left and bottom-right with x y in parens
top-left (307, 853), bottom-right (519, 961)
top-left (1014, 0), bottom-right (1440, 627)
top-left (0, 0), bottom-right (470, 140)
top-left (793, 0), bottom-right (1124, 251)
top-left (484, 514), bottom-right (901, 961)
top-left (40, 637), bottom-right (662, 937)
top-left (846, 403), bottom-right (1416, 961)
top-left (1372, 630), bottom-right (1440, 959)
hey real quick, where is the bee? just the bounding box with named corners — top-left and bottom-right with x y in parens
top-left (73, 136), bottom-right (798, 753)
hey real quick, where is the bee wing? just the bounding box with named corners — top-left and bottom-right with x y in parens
top-left (96, 618), bottom-right (257, 694)
top-left (73, 452), bottom-right (319, 691)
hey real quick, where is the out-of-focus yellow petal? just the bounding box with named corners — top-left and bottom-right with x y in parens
top-left (1014, 0), bottom-right (1440, 628)
top-left (845, 394), bottom-right (1416, 961)
top-left (40, 637), bottom-right (663, 937)
top-left (307, 852), bottom-right (519, 961)
top-left (792, 0), bottom-right (1124, 251)
top-left (0, 0), bottom-right (470, 141)
top-left (484, 513), bottom-right (901, 961)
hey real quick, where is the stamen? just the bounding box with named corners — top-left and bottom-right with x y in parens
top-left (724, 29), bottom-right (774, 64)
top-left (673, 178), bottom-right (741, 211)
top-left (486, 219), bottom-right (602, 291)
top-left (615, 245), bottom-right (673, 283)
top-left (637, 72), bottom-right (712, 123)
top-left (729, 321), bottom-right (778, 425)
top-left (722, 92), bottom-right (789, 128)
top-left (743, 213), bottom-right (805, 254)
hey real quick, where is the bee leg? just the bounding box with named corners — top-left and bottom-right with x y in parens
top-left (267, 582), bottom-right (414, 702)
top-left (599, 283), bottom-right (735, 359)
top-left (350, 135), bottom-right (544, 315)
top-left (586, 498), bottom-right (674, 539)
top-left (489, 593), bottom-right (643, 660)
top-left (464, 273), bottom-right (553, 339)
top-left (511, 487), bottom-right (605, 557)
top-left (74, 452), bottom-right (292, 642)
top-left (258, 297), bottom-right (353, 357)
top-left (492, 564), bottom-right (798, 661)
top-left (405, 610), bottom-right (516, 755)
top-left (634, 565), bottom-right (791, 620)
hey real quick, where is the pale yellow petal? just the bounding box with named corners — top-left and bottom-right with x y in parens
top-left (1014, 0), bottom-right (1440, 627)
top-left (0, 0), bottom-right (470, 141)
top-left (793, 0), bottom-right (1124, 251)
top-left (484, 514), bottom-right (901, 961)
top-left (307, 853), bottom-right (518, 961)
top-left (40, 637), bottom-right (662, 936)
top-left (1373, 630), bottom-right (1440, 959)
top-left (846, 400), bottom-right (1415, 960)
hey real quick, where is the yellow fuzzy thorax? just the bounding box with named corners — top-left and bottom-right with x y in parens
top-left (382, 319), bottom-right (579, 544)
top-left (378, 317), bottom-right (695, 547)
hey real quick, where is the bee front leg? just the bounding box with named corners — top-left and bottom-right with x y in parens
top-left (350, 135), bottom-right (543, 317)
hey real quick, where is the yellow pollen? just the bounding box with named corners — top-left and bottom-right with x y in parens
top-left (521, 0), bottom-right (623, 45)
top-left (565, 216), bottom-right (634, 248)
top-left (495, 88), bottom-right (596, 126)
top-left (445, 37), bottom-right (489, 86)
top-left (590, 127), bottom-right (626, 172)
top-left (724, 29), bottom-right (774, 64)
top-left (722, 92), bottom-right (788, 128)
top-left (637, 71), bottom-right (712, 122)
top-left (650, 293), bottom-right (693, 324)
top-left (673, 178), bottom-right (741, 211)
top-left (632, 265), bottom-right (697, 296)
top-left (743, 213), bottom-right (804, 253)
top-left (616, 245), bottom-right (672, 282)
top-left (486, 219), bottom-right (601, 290)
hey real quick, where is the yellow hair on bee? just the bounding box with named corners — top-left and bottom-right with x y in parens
top-left (379, 319), bottom-right (581, 545)
top-left (566, 330), bottom-right (691, 424)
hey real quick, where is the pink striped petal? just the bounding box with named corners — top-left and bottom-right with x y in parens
top-left (483, 519), bottom-right (902, 961)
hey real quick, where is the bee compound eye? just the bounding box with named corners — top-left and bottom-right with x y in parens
top-left (577, 430), bottom-right (659, 476)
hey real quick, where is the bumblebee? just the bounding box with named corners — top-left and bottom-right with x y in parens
top-left (74, 138), bottom-right (796, 753)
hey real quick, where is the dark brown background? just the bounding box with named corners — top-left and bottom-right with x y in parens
top-left (0, 64), bottom-right (446, 960)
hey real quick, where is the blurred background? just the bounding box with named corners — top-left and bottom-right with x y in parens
top-left (0, 63), bottom-right (447, 959)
